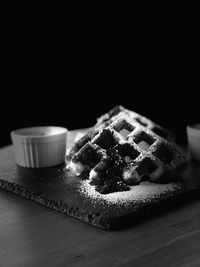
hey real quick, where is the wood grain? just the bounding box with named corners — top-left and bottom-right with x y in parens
top-left (0, 188), bottom-right (200, 267)
top-left (0, 130), bottom-right (200, 266)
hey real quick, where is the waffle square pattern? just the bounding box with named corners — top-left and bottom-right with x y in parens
top-left (67, 106), bottom-right (187, 194)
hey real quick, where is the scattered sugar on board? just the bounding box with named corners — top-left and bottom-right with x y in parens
top-left (67, 130), bottom-right (183, 206)
top-left (80, 180), bottom-right (182, 205)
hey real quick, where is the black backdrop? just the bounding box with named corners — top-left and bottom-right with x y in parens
top-left (1, 25), bottom-right (199, 147)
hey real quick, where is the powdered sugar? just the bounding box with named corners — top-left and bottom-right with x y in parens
top-left (80, 179), bottom-right (182, 205)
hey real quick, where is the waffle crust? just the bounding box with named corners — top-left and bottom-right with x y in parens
top-left (67, 106), bottom-right (187, 194)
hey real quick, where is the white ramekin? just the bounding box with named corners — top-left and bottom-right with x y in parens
top-left (11, 126), bottom-right (67, 168)
top-left (187, 124), bottom-right (200, 161)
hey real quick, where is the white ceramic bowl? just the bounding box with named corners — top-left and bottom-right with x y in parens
top-left (11, 126), bottom-right (68, 168)
top-left (187, 124), bottom-right (200, 161)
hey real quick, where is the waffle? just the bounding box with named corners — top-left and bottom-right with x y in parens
top-left (94, 105), bottom-right (175, 141)
top-left (67, 106), bottom-right (187, 194)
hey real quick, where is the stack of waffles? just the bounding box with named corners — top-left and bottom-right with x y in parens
top-left (67, 106), bottom-right (187, 194)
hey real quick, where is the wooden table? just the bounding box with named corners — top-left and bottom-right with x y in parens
top-left (0, 131), bottom-right (200, 267)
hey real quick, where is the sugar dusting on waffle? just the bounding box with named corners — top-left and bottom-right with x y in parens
top-left (66, 106), bottom-right (187, 195)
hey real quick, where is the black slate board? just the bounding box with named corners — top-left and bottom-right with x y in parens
top-left (0, 130), bottom-right (200, 229)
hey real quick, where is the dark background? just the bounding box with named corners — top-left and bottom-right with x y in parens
top-left (1, 20), bottom-right (199, 147)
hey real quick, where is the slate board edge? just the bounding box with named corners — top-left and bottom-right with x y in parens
top-left (0, 177), bottom-right (195, 230)
top-left (0, 178), bottom-right (111, 230)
